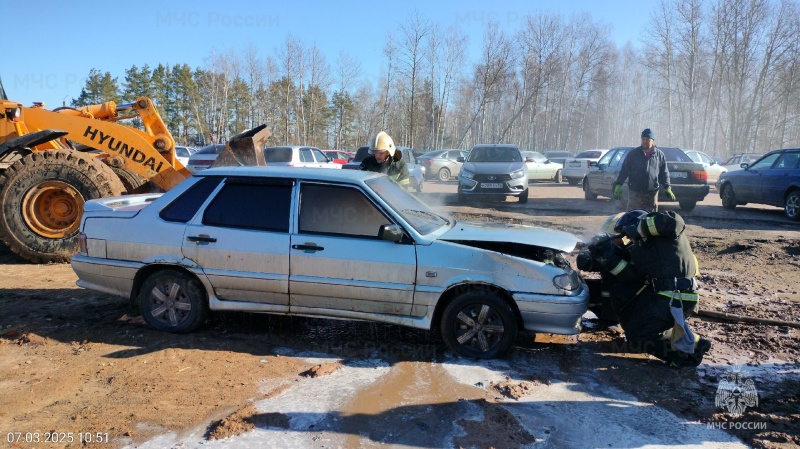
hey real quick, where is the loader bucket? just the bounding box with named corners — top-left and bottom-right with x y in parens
top-left (210, 124), bottom-right (271, 168)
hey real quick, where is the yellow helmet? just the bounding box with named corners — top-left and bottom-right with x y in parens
top-left (369, 131), bottom-right (396, 156)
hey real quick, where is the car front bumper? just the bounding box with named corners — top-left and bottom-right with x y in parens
top-left (513, 287), bottom-right (589, 335)
top-left (459, 178), bottom-right (528, 196)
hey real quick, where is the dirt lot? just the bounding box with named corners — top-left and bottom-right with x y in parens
top-left (1, 186), bottom-right (798, 448)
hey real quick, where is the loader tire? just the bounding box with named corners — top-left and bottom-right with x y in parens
top-left (111, 167), bottom-right (148, 193)
top-left (0, 150), bottom-right (125, 263)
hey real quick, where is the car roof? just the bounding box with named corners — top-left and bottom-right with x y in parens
top-left (195, 165), bottom-right (383, 182)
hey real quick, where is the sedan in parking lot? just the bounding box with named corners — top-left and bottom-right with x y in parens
top-left (175, 145), bottom-right (196, 168)
top-left (521, 151), bottom-right (563, 183)
top-left (417, 149), bottom-right (469, 181)
top-left (717, 148), bottom-right (800, 221)
top-left (71, 166), bottom-right (589, 359)
top-left (543, 151), bottom-right (574, 167)
top-left (458, 144), bottom-right (530, 203)
top-left (562, 149), bottom-right (609, 185)
top-left (684, 150), bottom-right (727, 185)
top-left (263, 145), bottom-right (341, 169)
top-left (185, 144), bottom-right (226, 174)
top-left (583, 146), bottom-right (710, 211)
top-left (323, 150), bottom-right (355, 164)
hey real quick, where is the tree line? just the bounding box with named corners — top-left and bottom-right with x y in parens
top-left (71, 0), bottom-right (800, 158)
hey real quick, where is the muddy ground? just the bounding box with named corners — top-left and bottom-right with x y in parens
top-left (0, 189), bottom-right (798, 448)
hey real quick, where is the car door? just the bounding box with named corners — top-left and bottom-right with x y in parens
top-left (524, 153), bottom-right (544, 180)
top-left (312, 147), bottom-right (337, 168)
top-left (289, 182), bottom-right (417, 316)
top-left (299, 147), bottom-right (318, 168)
top-left (760, 151), bottom-right (799, 206)
top-left (181, 177), bottom-right (293, 309)
top-left (736, 153), bottom-right (781, 202)
top-left (601, 148), bottom-right (628, 196)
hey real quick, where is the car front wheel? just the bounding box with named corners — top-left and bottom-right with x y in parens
top-left (554, 170), bottom-right (563, 183)
top-left (440, 290), bottom-right (517, 359)
top-left (438, 168), bottom-right (451, 181)
top-left (785, 191), bottom-right (800, 221)
top-left (519, 188), bottom-right (529, 203)
top-left (583, 180), bottom-right (598, 200)
top-left (721, 184), bottom-right (738, 210)
top-left (139, 269), bottom-right (208, 333)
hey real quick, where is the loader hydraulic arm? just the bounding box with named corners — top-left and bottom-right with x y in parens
top-left (21, 97), bottom-right (190, 190)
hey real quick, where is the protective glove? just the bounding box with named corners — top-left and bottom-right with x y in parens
top-left (622, 224), bottom-right (641, 241)
top-left (664, 187), bottom-right (676, 200)
top-left (613, 184), bottom-right (623, 200)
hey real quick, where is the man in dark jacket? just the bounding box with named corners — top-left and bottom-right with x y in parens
top-left (359, 131), bottom-right (410, 189)
top-left (580, 210), bottom-right (711, 367)
top-left (613, 128), bottom-right (674, 211)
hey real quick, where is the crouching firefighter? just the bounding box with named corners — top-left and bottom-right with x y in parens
top-left (359, 131), bottom-right (410, 189)
top-left (578, 210), bottom-right (712, 367)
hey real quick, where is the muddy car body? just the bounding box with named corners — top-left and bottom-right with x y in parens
top-left (71, 167), bottom-right (588, 359)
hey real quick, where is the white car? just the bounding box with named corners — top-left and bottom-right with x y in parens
top-left (562, 149), bottom-right (609, 186)
top-left (683, 150), bottom-right (728, 185)
top-left (521, 151), bottom-right (563, 183)
top-left (175, 145), bottom-right (195, 168)
top-left (71, 167), bottom-right (588, 359)
top-left (263, 145), bottom-right (342, 169)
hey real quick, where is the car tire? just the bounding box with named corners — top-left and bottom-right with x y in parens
top-left (785, 191), bottom-right (800, 221)
top-left (567, 178), bottom-right (580, 186)
top-left (438, 168), bottom-right (451, 182)
top-left (679, 201), bottom-right (697, 211)
top-left (583, 180), bottom-right (598, 200)
top-left (554, 170), bottom-right (563, 183)
top-left (518, 189), bottom-right (529, 203)
top-left (139, 269), bottom-right (208, 333)
top-left (721, 184), bottom-right (738, 210)
top-left (440, 290), bottom-right (517, 359)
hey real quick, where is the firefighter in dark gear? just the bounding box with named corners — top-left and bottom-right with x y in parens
top-left (359, 131), bottom-right (410, 189)
top-left (579, 210), bottom-right (711, 367)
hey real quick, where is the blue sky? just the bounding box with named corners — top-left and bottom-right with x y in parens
top-left (5, 0), bottom-right (655, 108)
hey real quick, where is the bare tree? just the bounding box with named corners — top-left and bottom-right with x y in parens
top-left (398, 11), bottom-right (432, 148)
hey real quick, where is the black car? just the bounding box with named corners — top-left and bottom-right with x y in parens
top-left (716, 148), bottom-right (800, 221)
top-left (583, 146), bottom-right (710, 211)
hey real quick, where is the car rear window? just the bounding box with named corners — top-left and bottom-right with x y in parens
top-left (660, 147), bottom-right (692, 162)
top-left (159, 177), bottom-right (222, 223)
top-left (575, 150), bottom-right (603, 158)
top-left (264, 147), bottom-right (293, 163)
top-left (352, 146), bottom-right (370, 162)
top-left (203, 179), bottom-right (293, 231)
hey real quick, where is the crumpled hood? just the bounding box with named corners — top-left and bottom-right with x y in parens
top-left (439, 221), bottom-right (580, 252)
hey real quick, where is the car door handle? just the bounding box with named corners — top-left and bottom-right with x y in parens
top-left (187, 234), bottom-right (217, 243)
top-left (292, 243), bottom-right (324, 252)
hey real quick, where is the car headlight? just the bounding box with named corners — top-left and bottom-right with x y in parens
top-left (553, 270), bottom-right (580, 291)
top-left (511, 169), bottom-right (525, 179)
top-left (461, 169), bottom-right (474, 179)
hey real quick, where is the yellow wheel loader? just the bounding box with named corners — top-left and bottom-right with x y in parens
top-left (0, 82), bottom-right (268, 263)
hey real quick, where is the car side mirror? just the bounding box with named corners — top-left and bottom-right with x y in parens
top-left (589, 161), bottom-right (599, 167)
top-left (741, 163), bottom-right (749, 169)
top-left (379, 224), bottom-right (404, 242)
top-left (525, 157), bottom-right (534, 162)
top-left (457, 157), bottom-right (465, 162)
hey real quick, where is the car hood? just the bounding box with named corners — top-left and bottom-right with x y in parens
top-left (463, 161), bottom-right (525, 173)
top-left (438, 221), bottom-right (579, 253)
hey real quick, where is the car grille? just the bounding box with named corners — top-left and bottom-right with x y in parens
top-left (473, 174), bottom-right (512, 182)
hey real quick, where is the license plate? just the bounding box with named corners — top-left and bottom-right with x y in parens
top-left (672, 172), bottom-right (687, 178)
top-left (481, 183), bottom-right (503, 188)
top-left (569, 161), bottom-right (582, 167)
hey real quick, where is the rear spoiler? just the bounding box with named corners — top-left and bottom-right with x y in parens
top-left (83, 193), bottom-right (162, 213)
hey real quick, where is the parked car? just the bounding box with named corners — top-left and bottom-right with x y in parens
top-left (263, 145), bottom-right (341, 169)
top-left (342, 145), bottom-right (424, 192)
top-left (458, 144), bottom-right (529, 203)
top-left (185, 144), bottom-right (226, 174)
top-left (543, 151), bottom-right (575, 166)
top-left (417, 149), bottom-right (469, 181)
top-left (175, 145), bottom-right (196, 168)
top-left (71, 166), bottom-right (589, 359)
top-left (583, 146), bottom-right (710, 211)
top-left (684, 150), bottom-right (728, 185)
top-left (562, 149), bottom-right (609, 185)
top-left (323, 150), bottom-right (355, 164)
top-left (521, 151), bottom-right (563, 183)
top-left (716, 148), bottom-right (800, 221)
top-left (722, 153), bottom-right (762, 172)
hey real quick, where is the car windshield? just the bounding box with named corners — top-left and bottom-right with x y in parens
top-left (366, 176), bottom-right (451, 235)
top-left (660, 147), bottom-right (692, 162)
top-left (522, 151), bottom-right (547, 162)
top-left (264, 147), bottom-right (293, 163)
top-left (468, 147), bottom-right (522, 162)
top-left (576, 150), bottom-right (603, 158)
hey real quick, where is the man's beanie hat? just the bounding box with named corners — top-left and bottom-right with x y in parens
top-left (641, 128), bottom-right (655, 139)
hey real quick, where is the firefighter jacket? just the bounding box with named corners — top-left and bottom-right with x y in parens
top-left (593, 211), bottom-right (700, 305)
top-left (360, 155), bottom-right (410, 188)
top-left (614, 146), bottom-right (670, 193)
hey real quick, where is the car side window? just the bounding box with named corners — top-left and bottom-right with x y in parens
top-left (160, 177), bottom-right (223, 223)
top-left (775, 152), bottom-right (799, 169)
top-left (608, 149), bottom-right (627, 167)
top-left (597, 150), bottom-right (615, 166)
top-left (202, 179), bottom-right (292, 232)
top-left (299, 184), bottom-right (390, 238)
top-left (748, 153), bottom-right (780, 170)
top-left (300, 148), bottom-right (314, 163)
top-left (312, 148), bottom-right (329, 162)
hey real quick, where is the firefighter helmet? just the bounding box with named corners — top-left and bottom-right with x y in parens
top-left (614, 209), bottom-right (649, 233)
top-left (369, 131), bottom-right (396, 156)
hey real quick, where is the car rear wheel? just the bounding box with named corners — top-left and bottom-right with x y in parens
top-left (139, 269), bottom-right (208, 333)
top-left (583, 180), bottom-right (598, 200)
top-left (438, 168), bottom-right (451, 181)
top-left (440, 290), bottom-right (517, 359)
top-left (785, 191), bottom-right (800, 221)
top-left (519, 188), bottom-right (529, 203)
top-left (679, 201), bottom-right (697, 211)
top-left (721, 184), bottom-right (738, 210)
top-left (554, 170), bottom-right (563, 183)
